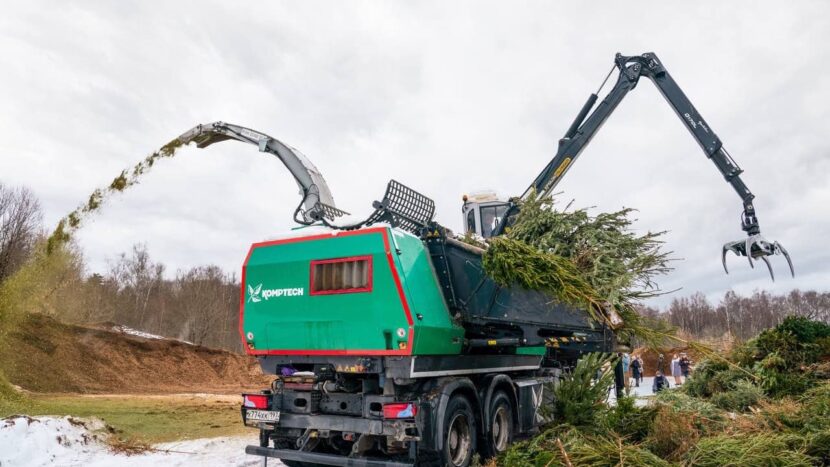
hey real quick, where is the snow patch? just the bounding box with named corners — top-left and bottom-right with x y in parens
top-left (0, 416), bottom-right (275, 467)
top-left (111, 325), bottom-right (164, 340)
top-left (607, 376), bottom-right (678, 407)
top-left (110, 325), bottom-right (194, 345)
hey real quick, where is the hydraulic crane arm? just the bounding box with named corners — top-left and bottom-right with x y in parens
top-left (177, 121), bottom-right (348, 224)
top-left (177, 122), bottom-right (436, 235)
top-left (498, 52), bottom-right (792, 280)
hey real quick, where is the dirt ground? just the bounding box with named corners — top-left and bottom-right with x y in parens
top-left (0, 313), bottom-right (271, 394)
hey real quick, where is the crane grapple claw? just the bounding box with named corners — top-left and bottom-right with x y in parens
top-left (721, 245), bottom-right (730, 274)
top-left (760, 256), bottom-right (774, 282)
top-left (721, 234), bottom-right (793, 281)
top-left (774, 241), bottom-right (795, 278)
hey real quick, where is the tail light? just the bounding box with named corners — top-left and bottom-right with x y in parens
top-left (383, 402), bottom-right (418, 419)
top-left (243, 393), bottom-right (270, 409)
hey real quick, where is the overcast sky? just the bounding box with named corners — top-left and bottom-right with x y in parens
top-left (2, 1), bottom-right (828, 306)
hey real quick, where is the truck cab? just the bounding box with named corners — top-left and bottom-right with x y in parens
top-left (461, 191), bottom-right (510, 239)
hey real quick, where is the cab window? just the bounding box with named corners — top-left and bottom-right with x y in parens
top-left (480, 204), bottom-right (508, 238)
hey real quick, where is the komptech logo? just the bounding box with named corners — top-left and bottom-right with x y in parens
top-left (247, 283), bottom-right (304, 303)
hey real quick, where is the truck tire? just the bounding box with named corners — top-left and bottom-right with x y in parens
top-left (482, 390), bottom-right (513, 459)
top-left (442, 395), bottom-right (477, 467)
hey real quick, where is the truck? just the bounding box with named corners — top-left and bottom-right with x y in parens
top-left (178, 52), bottom-right (792, 467)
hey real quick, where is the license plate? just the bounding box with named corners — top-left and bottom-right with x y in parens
top-left (246, 409), bottom-right (280, 422)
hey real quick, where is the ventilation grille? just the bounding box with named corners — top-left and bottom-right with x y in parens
top-left (311, 256), bottom-right (372, 295)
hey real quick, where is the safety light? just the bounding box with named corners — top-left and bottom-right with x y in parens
top-left (243, 394), bottom-right (270, 409)
top-left (383, 402), bottom-right (417, 419)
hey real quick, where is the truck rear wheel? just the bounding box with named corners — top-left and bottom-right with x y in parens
top-left (482, 391), bottom-right (513, 458)
top-left (442, 395), bottom-right (477, 467)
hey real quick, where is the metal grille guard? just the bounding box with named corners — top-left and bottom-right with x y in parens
top-left (323, 180), bottom-right (435, 235)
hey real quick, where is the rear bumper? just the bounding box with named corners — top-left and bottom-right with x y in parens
top-left (245, 445), bottom-right (414, 467)
top-left (251, 412), bottom-right (415, 438)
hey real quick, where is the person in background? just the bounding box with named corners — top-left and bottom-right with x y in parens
top-left (657, 353), bottom-right (665, 375)
top-left (638, 356), bottom-right (645, 385)
top-left (679, 353), bottom-right (692, 382)
top-left (653, 370), bottom-right (670, 393)
top-left (671, 354), bottom-right (682, 386)
top-left (621, 353), bottom-right (630, 389)
top-left (630, 355), bottom-right (642, 387)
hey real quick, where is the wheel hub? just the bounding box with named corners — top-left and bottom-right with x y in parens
top-left (492, 406), bottom-right (510, 452)
top-left (447, 413), bottom-right (472, 466)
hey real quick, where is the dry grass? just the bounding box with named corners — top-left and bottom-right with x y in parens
top-left (683, 433), bottom-right (813, 467)
top-left (644, 407), bottom-right (703, 461)
top-left (23, 393), bottom-right (250, 444)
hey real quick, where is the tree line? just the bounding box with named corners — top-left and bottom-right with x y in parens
top-left (3, 181), bottom-right (829, 351)
top-left (0, 182), bottom-right (242, 351)
top-left (639, 289), bottom-right (830, 341)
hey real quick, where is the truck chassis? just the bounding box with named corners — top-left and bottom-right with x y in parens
top-left (242, 354), bottom-right (568, 466)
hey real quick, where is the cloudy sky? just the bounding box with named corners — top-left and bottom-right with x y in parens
top-left (2, 1), bottom-right (828, 306)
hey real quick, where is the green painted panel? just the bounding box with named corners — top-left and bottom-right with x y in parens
top-left (516, 346), bottom-right (547, 356)
top-left (389, 230), bottom-right (464, 355)
top-left (241, 227), bottom-right (463, 356)
top-left (243, 230), bottom-right (408, 352)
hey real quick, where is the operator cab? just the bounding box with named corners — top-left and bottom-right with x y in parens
top-left (462, 191), bottom-right (510, 239)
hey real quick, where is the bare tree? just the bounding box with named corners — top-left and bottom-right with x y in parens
top-left (0, 183), bottom-right (42, 282)
top-left (662, 289), bottom-right (830, 340)
top-left (94, 245), bottom-right (242, 350)
top-left (108, 244), bottom-right (166, 330)
top-left (173, 265), bottom-right (236, 346)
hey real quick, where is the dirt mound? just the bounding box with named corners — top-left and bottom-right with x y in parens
top-left (0, 313), bottom-right (271, 394)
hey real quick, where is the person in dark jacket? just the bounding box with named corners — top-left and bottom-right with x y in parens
top-left (631, 357), bottom-right (642, 387)
top-left (653, 370), bottom-right (670, 393)
top-left (679, 353), bottom-right (692, 381)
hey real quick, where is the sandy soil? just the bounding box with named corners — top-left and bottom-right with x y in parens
top-left (0, 313), bottom-right (271, 394)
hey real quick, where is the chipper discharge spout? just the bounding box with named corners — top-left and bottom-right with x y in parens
top-left (178, 121), bottom-right (349, 224)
